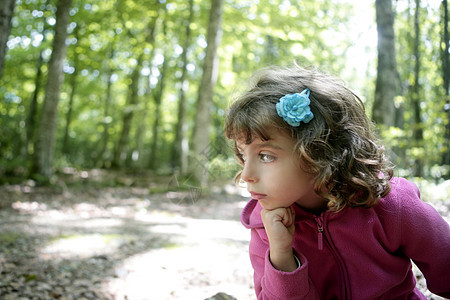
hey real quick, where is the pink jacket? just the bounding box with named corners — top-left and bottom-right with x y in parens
top-left (241, 177), bottom-right (450, 299)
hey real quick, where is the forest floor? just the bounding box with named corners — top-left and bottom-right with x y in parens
top-left (0, 169), bottom-right (448, 300)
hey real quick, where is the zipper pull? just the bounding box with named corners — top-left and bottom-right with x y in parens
top-left (315, 216), bottom-right (324, 251)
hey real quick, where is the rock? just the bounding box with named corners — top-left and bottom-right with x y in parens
top-left (204, 292), bottom-right (238, 300)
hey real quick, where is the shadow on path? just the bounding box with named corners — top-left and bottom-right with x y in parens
top-left (0, 182), bottom-right (254, 300)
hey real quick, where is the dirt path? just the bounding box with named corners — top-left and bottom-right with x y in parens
top-left (0, 174), bottom-right (448, 300)
top-left (0, 181), bottom-right (254, 300)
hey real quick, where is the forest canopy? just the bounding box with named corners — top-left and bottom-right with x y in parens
top-left (0, 0), bottom-right (448, 185)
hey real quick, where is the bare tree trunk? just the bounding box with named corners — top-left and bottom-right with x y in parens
top-left (26, 52), bottom-right (44, 157)
top-left (190, 0), bottom-right (224, 186)
top-left (172, 0), bottom-right (194, 175)
top-left (411, 0), bottom-right (424, 177)
top-left (112, 53), bottom-right (143, 168)
top-left (26, 0), bottom-right (49, 158)
top-left (133, 11), bottom-right (159, 169)
top-left (61, 66), bottom-right (77, 156)
top-left (442, 0), bottom-right (450, 178)
top-left (112, 1), bottom-right (163, 169)
top-left (31, 0), bottom-right (72, 180)
top-left (133, 76), bottom-right (149, 170)
top-left (62, 28), bottom-right (79, 155)
top-left (0, 0), bottom-right (16, 80)
top-left (443, 0), bottom-right (450, 96)
top-left (265, 35), bottom-right (278, 65)
top-left (148, 11), bottom-right (168, 171)
top-left (373, 0), bottom-right (397, 127)
top-left (149, 51), bottom-right (168, 170)
top-left (98, 48), bottom-right (115, 168)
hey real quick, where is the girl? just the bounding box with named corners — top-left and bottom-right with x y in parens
top-left (224, 65), bottom-right (450, 299)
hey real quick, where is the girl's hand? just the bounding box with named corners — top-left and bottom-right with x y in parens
top-left (260, 206), bottom-right (297, 272)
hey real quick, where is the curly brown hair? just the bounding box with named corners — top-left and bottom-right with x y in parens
top-left (224, 65), bottom-right (394, 211)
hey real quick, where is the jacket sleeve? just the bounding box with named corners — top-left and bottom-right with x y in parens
top-left (397, 178), bottom-right (450, 298)
top-left (249, 229), bottom-right (320, 300)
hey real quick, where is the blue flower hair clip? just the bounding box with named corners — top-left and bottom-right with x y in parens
top-left (276, 88), bottom-right (314, 127)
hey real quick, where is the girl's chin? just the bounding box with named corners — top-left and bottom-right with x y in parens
top-left (257, 200), bottom-right (270, 210)
top-left (258, 200), bottom-right (287, 211)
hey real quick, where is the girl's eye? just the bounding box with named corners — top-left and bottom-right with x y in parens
top-left (237, 153), bottom-right (246, 163)
top-left (260, 154), bottom-right (275, 163)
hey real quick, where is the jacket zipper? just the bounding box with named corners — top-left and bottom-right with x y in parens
top-left (314, 216), bottom-right (324, 250)
top-left (314, 213), bottom-right (351, 299)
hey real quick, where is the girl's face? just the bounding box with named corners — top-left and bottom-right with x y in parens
top-left (236, 130), bottom-right (327, 212)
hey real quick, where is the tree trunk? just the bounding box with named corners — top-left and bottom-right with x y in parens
top-left (133, 76), bottom-right (149, 170)
top-left (172, 0), bottom-right (194, 175)
top-left (31, 0), bottom-right (72, 180)
top-left (0, 0), bottom-right (16, 80)
top-left (442, 0), bottom-right (450, 178)
top-left (149, 51), bottom-right (168, 170)
top-left (411, 0), bottom-right (424, 177)
top-left (26, 0), bottom-right (49, 158)
top-left (112, 53), bottom-right (143, 168)
top-left (133, 12), bottom-right (159, 170)
top-left (190, 0), bottom-right (224, 186)
top-left (62, 28), bottom-right (79, 155)
top-left (113, 12), bottom-right (159, 169)
top-left (26, 52), bottom-right (44, 157)
top-left (148, 12), bottom-right (168, 171)
top-left (98, 48), bottom-right (115, 168)
top-left (265, 35), bottom-right (278, 65)
top-left (373, 0), bottom-right (397, 127)
top-left (443, 0), bottom-right (449, 96)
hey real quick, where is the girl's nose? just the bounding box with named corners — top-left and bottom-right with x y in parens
top-left (241, 162), bottom-right (258, 183)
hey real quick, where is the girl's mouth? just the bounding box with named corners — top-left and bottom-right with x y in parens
top-left (249, 192), bottom-right (267, 200)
